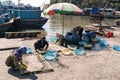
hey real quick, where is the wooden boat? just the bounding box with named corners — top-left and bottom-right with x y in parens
top-left (19, 17), bottom-right (48, 29)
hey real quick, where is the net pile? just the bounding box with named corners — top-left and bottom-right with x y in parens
top-left (23, 54), bottom-right (43, 72)
top-left (49, 43), bottom-right (67, 51)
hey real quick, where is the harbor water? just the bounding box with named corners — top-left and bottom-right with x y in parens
top-left (0, 14), bottom-right (115, 39)
top-left (42, 15), bottom-right (115, 40)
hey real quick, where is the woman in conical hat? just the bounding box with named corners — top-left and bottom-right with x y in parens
top-left (35, 32), bottom-right (49, 54)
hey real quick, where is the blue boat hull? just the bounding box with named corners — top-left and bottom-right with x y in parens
top-left (0, 18), bottom-right (14, 32)
top-left (8, 7), bottom-right (48, 29)
top-left (11, 17), bottom-right (48, 31)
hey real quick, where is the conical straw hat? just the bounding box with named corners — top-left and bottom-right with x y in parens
top-left (37, 31), bottom-right (47, 39)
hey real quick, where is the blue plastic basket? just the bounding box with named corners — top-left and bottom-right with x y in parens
top-left (43, 50), bottom-right (57, 61)
top-left (51, 37), bottom-right (57, 43)
top-left (113, 46), bottom-right (120, 51)
top-left (78, 41), bottom-right (88, 46)
top-left (74, 48), bottom-right (85, 55)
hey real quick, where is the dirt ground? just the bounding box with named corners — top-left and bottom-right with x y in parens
top-left (0, 27), bottom-right (120, 80)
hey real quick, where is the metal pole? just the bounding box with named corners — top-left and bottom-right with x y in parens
top-left (18, 0), bottom-right (20, 18)
top-left (62, 15), bottom-right (64, 35)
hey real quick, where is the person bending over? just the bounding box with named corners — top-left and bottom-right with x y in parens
top-left (5, 46), bottom-right (31, 74)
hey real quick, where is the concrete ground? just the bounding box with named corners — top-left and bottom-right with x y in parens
top-left (0, 27), bottom-right (120, 80)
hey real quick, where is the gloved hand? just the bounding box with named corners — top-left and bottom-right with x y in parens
top-left (19, 62), bottom-right (27, 70)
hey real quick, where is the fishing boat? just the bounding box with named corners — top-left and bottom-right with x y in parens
top-left (83, 8), bottom-right (116, 18)
top-left (8, 6), bottom-right (48, 29)
top-left (0, 13), bottom-right (14, 33)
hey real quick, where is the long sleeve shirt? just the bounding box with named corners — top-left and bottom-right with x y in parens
top-left (34, 37), bottom-right (49, 50)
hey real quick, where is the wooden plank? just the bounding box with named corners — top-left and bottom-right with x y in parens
top-left (5, 31), bottom-right (41, 39)
top-left (0, 47), bottom-right (19, 51)
top-left (5, 30), bottom-right (47, 39)
top-left (37, 54), bottom-right (53, 72)
top-left (110, 0), bottom-right (120, 3)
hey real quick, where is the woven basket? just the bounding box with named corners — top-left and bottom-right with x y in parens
top-left (84, 44), bottom-right (93, 49)
top-left (91, 38), bottom-right (98, 44)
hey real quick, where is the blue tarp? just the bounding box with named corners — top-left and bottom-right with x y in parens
top-left (92, 7), bottom-right (100, 14)
top-left (65, 32), bottom-right (80, 44)
top-left (82, 30), bottom-right (96, 39)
